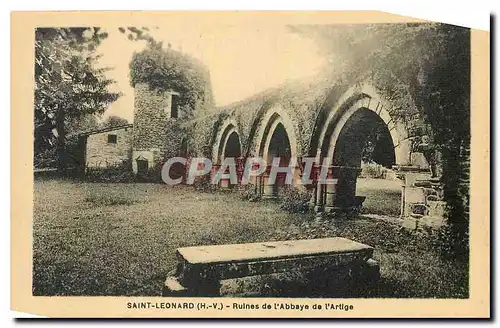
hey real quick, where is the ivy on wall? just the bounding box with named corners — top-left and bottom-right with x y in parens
top-left (129, 43), bottom-right (214, 115)
top-left (186, 23), bottom-right (470, 257)
top-left (130, 23), bottom-right (470, 258)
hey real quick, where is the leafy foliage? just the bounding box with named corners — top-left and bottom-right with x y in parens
top-left (34, 28), bottom-right (121, 168)
top-left (237, 184), bottom-right (259, 201)
top-left (428, 224), bottom-right (470, 261)
top-left (290, 23), bottom-right (470, 259)
top-left (118, 26), bottom-right (158, 45)
top-left (85, 160), bottom-right (135, 183)
top-left (278, 186), bottom-right (311, 213)
top-left (359, 163), bottom-right (389, 179)
top-left (101, 115), bottom-right (129, 128)
top-left (129, 43), bottom-right (214, 115)
top-left (361, 124), bottom-right (396, 167)
top-left (35, 112), bottom-right (100, 169)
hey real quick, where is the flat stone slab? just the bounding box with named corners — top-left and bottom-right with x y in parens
top-left (171, 237), bottom-right (374, 284)
top-left (177, 237), bottom-right (373, 265)
top-left (164, 237), bottom-right (379, 296)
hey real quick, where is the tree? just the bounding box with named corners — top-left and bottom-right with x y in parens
top-left (101, 115), bottom-right (129, 128)
top-left (118, 26), bottom-right (158, 45)
top-left (34, 28), bottom-right (121, 169)
top-left (361, 125), bottom-right (396, 168)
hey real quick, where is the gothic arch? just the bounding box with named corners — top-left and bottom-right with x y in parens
top-left (252, 105), bottom-right (299, 160)
top-left (310, 83), bottom-right (415, 211)
top-left (212, 118), bottom-right (242, 164)
top-left (315, 83), bottom-right (411, 166)
top-left (248, 104), bottom-right (300, 196)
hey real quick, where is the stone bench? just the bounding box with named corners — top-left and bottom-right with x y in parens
top-left (162, 237), bottom-right (380, 297)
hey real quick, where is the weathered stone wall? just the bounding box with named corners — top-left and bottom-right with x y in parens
top-left (132, 83), bottom-right (185, 166)
top-left (192, 77), bottom-right (339, 161)
top-left (202, 75), bottom-right (428, 163)
top-left (133, 83), bottom-right (173, 151)
top-left (85, 126), bottom-right (133, 168)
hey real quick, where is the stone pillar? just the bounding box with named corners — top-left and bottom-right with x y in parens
top-left (308, 183), bottom-right (318, 210)
top-left (395, 165), bottom-right (447, 230)
top-left (324, 166), bottom-right (338, 213)
top-left (305, 157), bottom-right (321, 211)
top-left (236, 157), bottom-right (245, 188)
top-left (211, 163), bottom-right (221, 186)
top-left (262, 165), bottom-right (275, 198)
top-left (259, 175), bottom-right (264, 195)
top-left (314, 165), bottom-right (363, 214)
top-left (314, 182), bottom-right (325, 212)
top-left (335, 166), bottom-right (361, 208)
top-left (400, 184), bottom-right (406, 219)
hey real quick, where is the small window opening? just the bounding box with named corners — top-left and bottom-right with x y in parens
top-left (107, 134), bottom-right (117, 144)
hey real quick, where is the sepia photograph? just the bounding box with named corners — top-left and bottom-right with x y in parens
top-left (10, 10), bottom-right (490, 318)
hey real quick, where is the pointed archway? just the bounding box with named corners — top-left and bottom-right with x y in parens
top-left (329, 108), bottom-right (397, 209)
top-left (252, 107), bottom-right (298, 198)
top-left (312, 85), bottom-right (410, 214)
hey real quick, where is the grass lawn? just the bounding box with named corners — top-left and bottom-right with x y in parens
top-left (357, 178), bottom-right (402, 217)
top-left (33, 179), bottom-right (468, 298)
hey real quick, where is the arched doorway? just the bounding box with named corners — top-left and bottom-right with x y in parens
top-left (223, 131), bottom-right (241, 159)
top-left (265, 122), bottom-right (292, 196)
top-left (313, 88), bottom-right (409, 215)
top-left (253, 109), bottom-right (298, 198)
top-left (169, 138), bottom-right (188, 183)
top-left (211, 119), bottom-right (243, 188)
top-left (329, 108), bottom-right (397, 210)
top-left (221, 130), bottom-right (242, 188)
top-left (135, 155), bottom-right (149, 182)
top-left (212, 119), bottom-right (241, 165)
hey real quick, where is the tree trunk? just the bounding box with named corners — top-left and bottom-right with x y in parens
top-left (56, 108), bottom-right (67, 171)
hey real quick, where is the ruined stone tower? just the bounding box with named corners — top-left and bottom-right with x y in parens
top-left (131, 83), bottom-right (185, 175)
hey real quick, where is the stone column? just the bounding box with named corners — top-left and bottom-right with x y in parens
top-left (400, 184), bottom-right (406, 219)
top-left (324, 166), bottom-right (338, 213)
top-left (235, 157), bottom-right (245, 188)
top-left (211, 163), bottom-right (221, 186)
top-left (255, 175), bottom-right (263, 196)
top-left (333, 166), bottom-right (361, 209)
top-left (314, 181), bottom-right (325, 213)
top-left (262, 165), bottom-right (275, 198)
top-left (308, 182), bottom-right (318, 210)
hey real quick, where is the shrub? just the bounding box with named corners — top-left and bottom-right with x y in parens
top-left (237, 184), bottom-right (259, 201)
top-left (85, 160), bottom-right (135, 183)
top-left (278, 186), bottom-right (311, 213)
top-left (359, 163), bottom-right (388, 179)
top-left (34, 147), bottom-right (57, 169)
top-left (139, 160), bottom-right (165, 183)
top-left (192, 175), bottom-right (218, 193)
top-left (428, 223), bottom-right (469, 261)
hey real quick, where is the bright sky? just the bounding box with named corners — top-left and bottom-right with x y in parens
top-left (97, 24), bottom-right (326, 122)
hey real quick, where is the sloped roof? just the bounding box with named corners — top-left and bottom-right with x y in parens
top-left (78, 124), bottom-right (134, 137)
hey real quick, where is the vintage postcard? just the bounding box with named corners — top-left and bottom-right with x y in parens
top-left (11, 11), bottom-right (490, 318)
